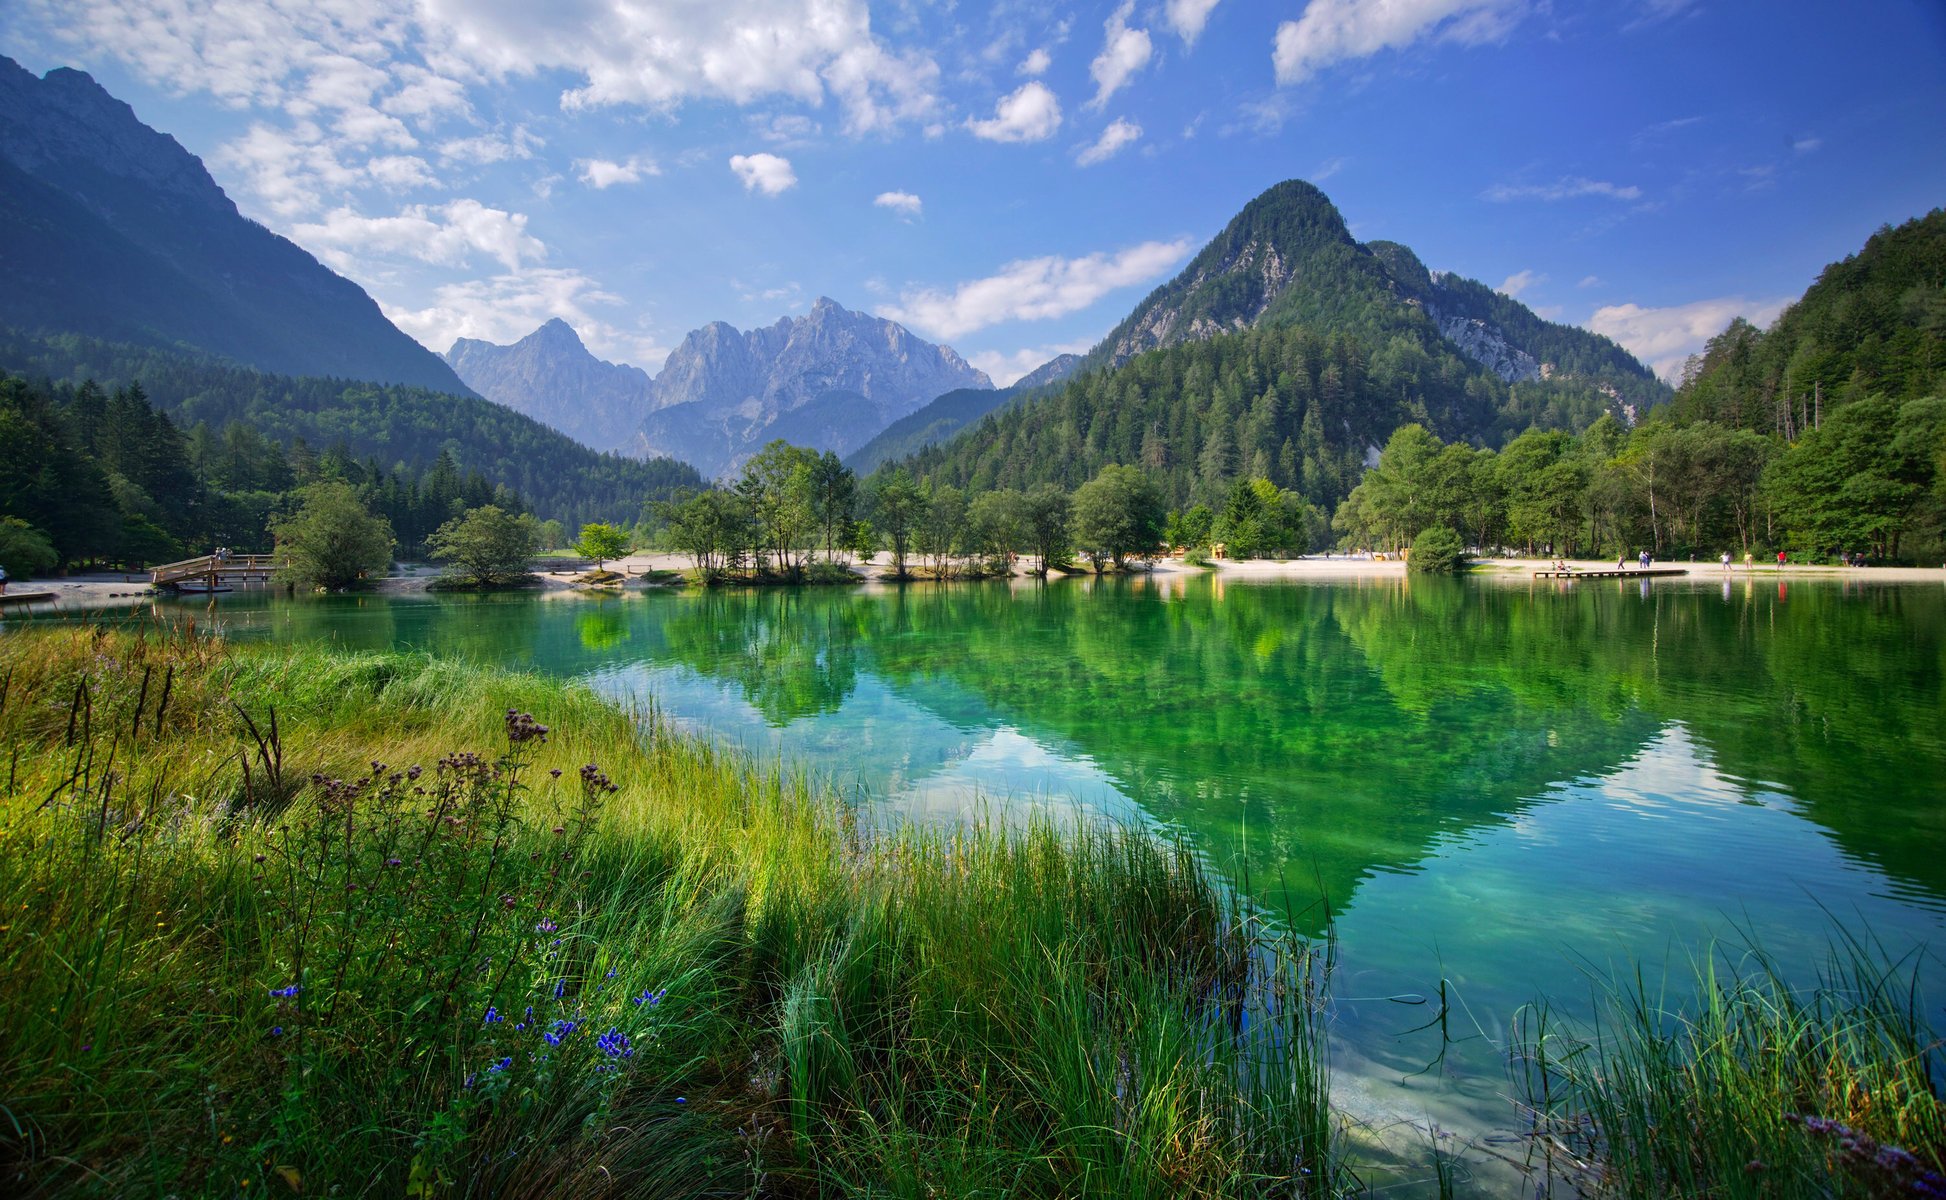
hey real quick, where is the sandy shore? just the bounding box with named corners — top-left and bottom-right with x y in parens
top-left (5, 552), bottom-right (1940, 616)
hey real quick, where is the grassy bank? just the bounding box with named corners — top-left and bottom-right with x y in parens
top-left (0, 625), bottom-right (1334, 1197)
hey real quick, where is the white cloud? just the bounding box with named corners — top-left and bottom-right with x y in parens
top-left (1166, 0), bottom-right (1223, 45)
top-left (1312, 155), bottom-right (1346, 181)
top-left (968, 337), bottom-right (1098, 387)
top-left (1089, 2), bottom-right (1153, 109)
top-left (292, 199), bottom-right (546, 273)
top-left (1273, 0), bottom-right (1525, 86)
top-left (750, 112), bottom-right (822, 144)
top-left (729, 152), bottom-right (798, 195)
top-left (1793, 135), bottom-right (1822, 154)
top-left (878, 237), bottom-right (1195, 339)
top-left (437, 125), bottom-right (542, 165)
top-left (576, 156), bottom-right (659, 189)
top-left (1588, 295), bottom-right (1793, 382)
top-left (1497, 268), bottom-right (1543, 298)
top-left (967, 81), bottom-right (1063, 143)
top-left (1076, 119), bottom-right (1143, 166)
top-left (1018, 47), bottom-right (1052, 76)
top-left (420, 0), bottom-right (940, 135)
top-left (1483, 176), bottom-right (1643, 202)
top-left (874, 190), bottom-right (923, 218)
top-left (385, 267), bottom-right (666, 364)
top-left (1578, 274), bottom-right (1602, 288)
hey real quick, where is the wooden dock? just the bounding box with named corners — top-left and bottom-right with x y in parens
top-left (150, 553), bottom-right (281, 589)
top-left (1533, 567), bottom-right (1689, 579)
top-left (0, 590), bottom-right (59, 606)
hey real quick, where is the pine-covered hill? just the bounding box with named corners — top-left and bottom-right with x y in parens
top-left (0, 329), bottom-right (705, 527)
top-left (906, 180), bottom-right (1665, 512)
top-left (1666, 208), bottom-right (1946, 432)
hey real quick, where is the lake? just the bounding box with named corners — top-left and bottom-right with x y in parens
top-left (20, 571), bottom-right (1946, 1183)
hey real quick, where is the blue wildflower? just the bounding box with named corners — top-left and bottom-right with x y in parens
top-left (483, 1007), bottom-right (502, 1025)
top-left (269, 984), bottom-right (301, 998)
top-left (488, 1056), bottom-right (512, 1072)
top-left (270, 1026), bottom-right (284, 1037)
top-left (596, 1028), bottom-right (633, 1058)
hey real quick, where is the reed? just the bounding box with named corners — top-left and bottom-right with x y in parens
top-left (0, 624), bottom-right (1340, 1197)
top-left (1514, 937), bottom-right (1946, 1198)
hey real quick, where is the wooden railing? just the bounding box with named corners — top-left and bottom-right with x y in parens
top-left (150, 554), bottom-right (282, 586)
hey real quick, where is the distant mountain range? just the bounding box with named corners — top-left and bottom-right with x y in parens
top-left (0, 56), bottom-right (473, 396)
top-left (446, 297), bottom-right (994, 477)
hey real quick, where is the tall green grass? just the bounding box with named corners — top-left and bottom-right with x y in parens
top-left (0, 624), bottom-right (1340, 1197)
top-left (1514, 938), bottom-right (1946, 1198)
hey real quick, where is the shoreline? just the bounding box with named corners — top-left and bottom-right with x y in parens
top-left (5, 552), bottom-right (1940, 613)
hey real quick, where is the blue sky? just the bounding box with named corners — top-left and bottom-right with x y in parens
top-left (6, 0), bottom-right (1943, 384)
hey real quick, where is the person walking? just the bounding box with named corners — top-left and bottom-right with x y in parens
top-left (0, 564), bottom-right (8, 595)
top-left (1640, 549), bottom-right (1651, 569)
top-left (1720, 551), bottom-right (1731, 570)
top-left (1777, 549), bottom-right (1787, 568)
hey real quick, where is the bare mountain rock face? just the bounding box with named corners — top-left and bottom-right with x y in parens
top-left (635, 297), bottom-right (992, 477)
top-left (445, 320), bottom-right (652, 453)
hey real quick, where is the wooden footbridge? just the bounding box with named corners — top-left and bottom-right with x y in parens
top-left (1533, 566), bottom-right (1689, 579)
top-left (150, 553), bottom-right (281, 589)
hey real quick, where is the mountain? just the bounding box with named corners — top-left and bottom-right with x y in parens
top-left (904, 180), bottom-right (1668, 514)
top-left (0, 327), bottom-right (704, 529)
top-left (0, 57), bottom-right (473, 396)
top-left (1088, 180), bottom-right (1658, 404)
top-left (445, 319), bottom-right (652, 453)
top-left (633, 297), bottom-right (992, 477)
top-left (845, 353), bottom-right (1084, 475)
top-left (1666, 207), bottom-right (1945, 432)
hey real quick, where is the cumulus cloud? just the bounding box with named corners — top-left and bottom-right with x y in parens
top-left (730, 152), bottom-right (798, 195)
top-left (1578, 275), bottom-right (1602, 288)
top-left (1089, 2), bottom-right (1153, 109)
top-left (1483, 176), bottom-right (1642, 202)
top-left (1076, 119), bottom-right (1143, 166)
top-left (1018, 47), bottom-right (1052, 76)
top-left (1166, 0), bottom-right (1223, 45)
top-left (874, 190), bottom-right (923, 218)
top-left (967, 81), bottom-right (1063, 143)
top-left (878, 238), bottom-right (1195, 339)
top-left (1497, 268), bottom-right (1543, 298)
top-left (576, 156), bottom-right (659, 189)
top-left (1273, 0), bottom-right (1524, 87)
top-left (291, 199), bottom-right (546, 273)
top-left (1588, 295), bottom-right (1793, 382)
top-left (385, 267), bottom-right (666, 364)
top-left (968, 337), bottom-right (1099, 387)
top-left (25, 0), bottom-right (941, 222)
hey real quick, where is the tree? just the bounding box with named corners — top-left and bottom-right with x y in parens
top-left (537, 518), bottom-right (566, 551)
top-left (967, 488), bottom-right (1029, 572)
top-left (845, 519), bottom-right (877, 566)
top-left (658, 490), bottom-right (752, 577)
top-left (574, 521), bottom-right (630, 571)
top-left (737, 441), bottom-right (818, 576)
top-left (427, 505), bottom-right (540, 586)
top-left (271, 481), bottom-right (394, 589)
top-left (1070, 465), bottom-right (1165, 571)
top-left (1167, 503), bottom-right (1215, 554)
top-left (1023, 483), bottom-right (1072, 576)
top-left (0, 516), bottom-right (59, 580)
top-left (916, 483), bottom-right (967, 577)
top-left (868, 468), bottom-right (925, 578)
top-left (809, 451), bottom-right (857, 561)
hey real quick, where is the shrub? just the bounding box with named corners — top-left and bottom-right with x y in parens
top-left (1408, 525), bottom-right (1469, 573)
top-left (0, 516), bottom-right (58, 579)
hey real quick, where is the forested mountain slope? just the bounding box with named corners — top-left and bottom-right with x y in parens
top-left (0, 57), bottom-right (475, 396)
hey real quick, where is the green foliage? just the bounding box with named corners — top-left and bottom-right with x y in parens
top-left (736, 441), bottom-right (819, 577)
top-left (0, 629), bottom-right (1342, 1197)
top-left (867, 468), bottom-right (925, 578)
top-left (272, 480), bottom-right (396, 588)
top-left (1023, 483), bottom-right (1072, 575)
top-left (1668, 208), bottom-right (1946, 429)
top-left (1407, 524), bottom-right (1468, 573)
top-left (573, 522), bottom-right (630, 570)
top-left (427, 505), bottom-right (541, 587)
top-left (1518, 940), bottom-right (1946, 1200)
top-left (1070, 464), bottom-right (1166, 572)
top-left (0, 515), bottom-right (58, 579)
top-left (657, 489), bottom-right (754, 578)
top-left (1764, 396), bottom-right (1945, 559)
top-left (0, 329), bottom-right (706, 529)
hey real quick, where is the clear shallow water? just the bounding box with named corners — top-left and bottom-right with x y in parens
top-left (20, 572), bottom-right (1946, 1182)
